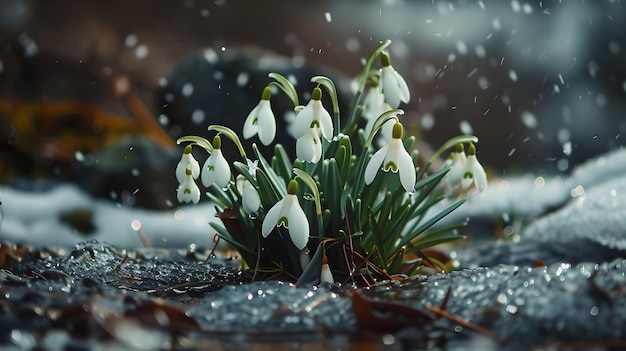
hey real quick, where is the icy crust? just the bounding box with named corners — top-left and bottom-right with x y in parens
top-left (372, 258), bottom-right (626, 348)
top-left (188, 281), bottom-right (355, 333)
top-left (12, 240), bottom-right (250, 293)
top-left (4, 241), bottom-right (626, 349)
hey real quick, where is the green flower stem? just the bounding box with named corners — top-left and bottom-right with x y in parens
top-left (176, 135), bottom-right (214, 153)
top-left (268, 72), bottom-right (299, 107)
top-left (208, 125), bottom-right (247, 159)
top-left (293, 168), bottom-right (324, 242)
top-left (311, 76), bottom-right (340, 135)
top-left (364, 109), bottom-right (404, 148)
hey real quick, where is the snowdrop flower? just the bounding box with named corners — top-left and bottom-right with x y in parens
top-left (201, 136), bottom-right (231, 189)
top-left (177, 168), bottom-right (200, 204)
top-left (243, 86), bottom-right (276, 146)
top-left (320, 256), bottom-right (334, 284)
top-left (379, 52), bottom-right (410, 109)
top-left (364, 121), bottom-right (416, 192)
top-left (362, 78), bottom-right (385, 121)
top-left (462, 143), bottom-right (488, 192)
top-left (175, 145), bottom-right (200, 184)
top-left (236, 175), bottom-right (261, 215)
top-left (447, 144), bottom-right (467, 188)
top-left (262, 180), bottom-right (309, 250)
top-left (291, 87), bottom-right (333, 142)
top-left (296, 127), bottom-right (323, 163)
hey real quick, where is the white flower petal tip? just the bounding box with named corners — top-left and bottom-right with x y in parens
top-left (261, 181), bottom-right (310, 250)
top-left (177, 168), bottom-right (200, 204)
top-left (243, 87), bottom-right (276, 146)
top-left (364, 122), bottom-right (416, 192)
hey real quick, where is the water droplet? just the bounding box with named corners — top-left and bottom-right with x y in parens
top-left (459, 120), bottom-right (473, 134)
top-left (590, 306), bottom-right (599, 316)
top-left (509, 70), bottom-right (518, 82)
top-left (562, 141), bottom-right (572, 156)
top-left (182, 83), bottom-right (194, 97)
top-left (505, 304), bottom-right (518, 314)
top-left (125, 34), bottom-right (137, 47)
top-left (456, 41), bottom-right (468, 55)
top-left (325, 12), bottom-right (332, 23)
top-left (75, 151), bottom-right (85, 162)
top-left (191, 109), bottom-right (205, 125)
top-left (135, 45), bottom-right (149, 60)
top-left (521, 111), bottom-right (538, 128)
top-left (236, 72), bottom-right (249, 87)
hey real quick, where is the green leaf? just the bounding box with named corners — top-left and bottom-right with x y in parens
top-left (255, 168), bottom-right (281, 207)
top-left (398, 199), bottom-right (466, 248)
top-left (208, 125), bottom-right (247, 159)
top-left (176, 135), bottom-right (213, 153)
top-left (271, 144), bottom-right (293, 183)
top-left (253, 143), bottom-right (287, 197)
top-left (324, 158), bottom-right (343, 233)
top-left (269, 72), bottom-right (299, 107)
top-left (311, 75), bottom-right (340, 131)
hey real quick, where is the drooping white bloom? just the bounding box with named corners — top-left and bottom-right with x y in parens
top-left (296, 127), bottom-right (323, 163)
top-left (362, 79), bottom-right (386, 121)
top-left (236, 175), bottom-right (261, 214)
top-left (320, 256), bottom-right (334, 284)
top-left (462, 144), bottom-right (488, 192)
top-left (364, 122), bottom-right (416, 192)
top-left (261, 180), bottom-right (309, 250)
top-left (379, 52), bottom-right (410, 109)
top-left (177, 168), bottom-right (200, 204)
top-left (175, 145), bottom-right (200, 184)
top-left (201, 136), bottom-right (231, 189)
top-left (447, 144), bottom-right (467, 188)
top-left (243, 86), bottom-right (276, 146)
top-left (291, 87), bottom-right (334, 142)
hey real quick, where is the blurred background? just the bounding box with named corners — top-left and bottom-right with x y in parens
top-left (0, 0), bottom-right (625, 210)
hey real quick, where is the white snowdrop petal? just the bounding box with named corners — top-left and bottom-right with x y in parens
top-left (287, 197), bottom-right (309, 250)
top-left (175, 162), bottom-right (186, 184)
top-left (469, 155), bottom-right (488, 192)
top-left (243, 105), bottom-right (260, 139)
top-left (394, 70), bottom-right (411, 103)
top-left (382, 66), bottom-right (401, 108)
top-left (364, 146), bottom-right (388, 185)
top-left (320, 264), bottom-right (334, 284)
top-left (257, 101), bottom-right (276, 146)
top-left (242, 180), bottom-right (261, 214)
top-left (262, 198), bottom-right (284, 238)
top-left (397, 147), bottom-right (416, 192)
top-left (213, 150), bottom-right (231, 188)
top-left (318, 104), bottom-right (334, 141)
top-left (291, 101), bottom-right (314, 139)
top-left (448, 152), bottom-right (467, 186)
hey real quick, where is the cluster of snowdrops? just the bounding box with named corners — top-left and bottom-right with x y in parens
top-left (175, 40), bottom-right (487, 285)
